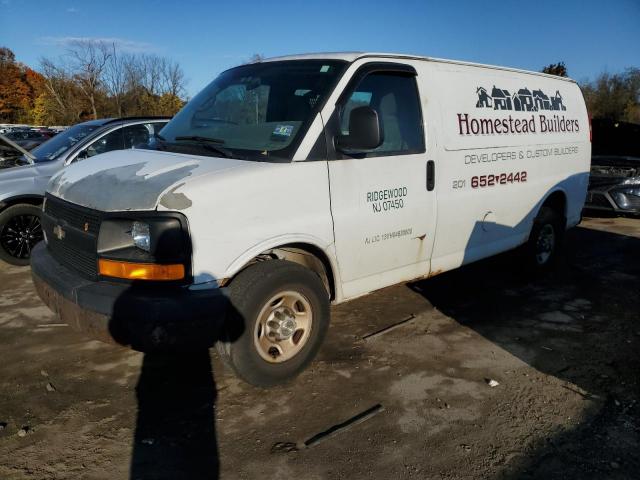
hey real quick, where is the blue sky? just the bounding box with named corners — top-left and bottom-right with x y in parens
top-left (1, 0), bottom-right (639, 97)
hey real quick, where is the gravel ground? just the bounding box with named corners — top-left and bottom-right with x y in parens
top-left (0, 215), bottom-right (638, 479)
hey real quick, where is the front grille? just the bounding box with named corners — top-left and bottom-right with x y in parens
top-left (45, 196), bottom-right (101, 235)
top-left (43, 194), bottom-right (101, 279)
top-left (47, 233), bottom-right (98, 277)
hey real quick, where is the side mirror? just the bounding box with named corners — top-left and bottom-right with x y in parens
top-left (336, 106), bottom-right (383, 153)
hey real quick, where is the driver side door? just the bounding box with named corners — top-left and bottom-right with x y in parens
top-left (327, 63), bottom-right (437, 299)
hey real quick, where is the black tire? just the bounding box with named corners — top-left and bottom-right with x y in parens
top-left (216, 260), bottom-right (330, 388)
top-left (523, 206), bottom-right (565, 271)
top-left (0, 203), bottom-right (44, 266)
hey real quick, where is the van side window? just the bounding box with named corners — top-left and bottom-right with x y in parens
top-left (340, 73), bottom-right (424, 156)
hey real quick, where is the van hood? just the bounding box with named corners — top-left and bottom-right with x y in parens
top-left (47, 149), bottom-right (254, 211)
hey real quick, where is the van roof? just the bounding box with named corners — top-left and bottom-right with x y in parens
top-left (260, 52), bottom-right (577, 84)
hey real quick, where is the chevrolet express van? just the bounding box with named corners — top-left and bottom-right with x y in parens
top-left (31, 53), bottom-right (590, 386)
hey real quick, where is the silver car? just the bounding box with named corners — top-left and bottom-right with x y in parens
top-left (0, 117), bottom-right (169, 265)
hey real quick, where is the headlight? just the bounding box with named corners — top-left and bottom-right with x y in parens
top-left (131, 221), bottom-right (151, 252)
top-left (97, 214), bottom-right (191, 281)
top-left (611, 187), bottom-right (640, 209)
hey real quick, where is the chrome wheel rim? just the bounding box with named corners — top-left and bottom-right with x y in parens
top-left (535, 224), bottom-right (555, 265)
top-left (0, 214), bottom-right (43, 259)
top-left (254, 290), bottom-right (313, 363)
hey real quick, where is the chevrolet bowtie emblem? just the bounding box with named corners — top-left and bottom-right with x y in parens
top-left (53, 225), bottom-right (66, 241)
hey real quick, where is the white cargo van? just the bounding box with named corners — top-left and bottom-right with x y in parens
top-left (31, 53), bottom-right (590, 386)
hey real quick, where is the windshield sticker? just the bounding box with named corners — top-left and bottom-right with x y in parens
top-left (272, 125), bottom-right (294, 137)
top-left (320, 65), bottom-right (330, 73)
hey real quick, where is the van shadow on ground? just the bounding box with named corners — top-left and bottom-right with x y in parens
top-left (106, 277), bottom-right (246, 480)
top-left (129, 351), bottom-right (219, 479)
top-left (408, 223), bottom-right (640, 478)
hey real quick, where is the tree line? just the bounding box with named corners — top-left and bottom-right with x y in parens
top-left (545, 62), bottom-right (640, 124)
top-left (0, 41), bottom-right (187, 126)
top-left (0, 49), bottom-right (638, 126)
top-left (580, 69), bottom-right (640, 124)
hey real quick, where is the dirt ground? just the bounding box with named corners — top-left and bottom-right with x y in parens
top-left (0, 215), bottom-right (638, 480)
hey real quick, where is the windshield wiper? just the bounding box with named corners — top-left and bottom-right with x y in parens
top-left (173, 135), bottom-right (233, 158)
top-left (175, 135), bottom-right (226, 144)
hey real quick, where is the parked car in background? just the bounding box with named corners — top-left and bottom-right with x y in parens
top-left (0, 125), bottom-right (30, 134)
top-left (585, 119), bottom-right (640, 215)
top-left (4, 130), bottom-right (52, 151)
top-left (0, 116), bottom-right (170, 265)
top-left (31, 127), bottom-right (57, 137)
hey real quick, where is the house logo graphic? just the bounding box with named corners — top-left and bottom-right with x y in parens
top-left (476, 86), bottom-right (566, 112)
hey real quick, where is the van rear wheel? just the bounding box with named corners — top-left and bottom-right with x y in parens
top-left (524, 206), bottom-right (564, 270)
top-left (216, 260), bottom-right (330, 387)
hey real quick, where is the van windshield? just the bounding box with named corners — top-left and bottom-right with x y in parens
top-left (156, 60), bottom-right (346, 161)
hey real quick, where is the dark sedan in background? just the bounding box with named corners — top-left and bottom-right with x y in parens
top-left (585, 119), bottom-right (640, 215)
top-left (4, 129), bottom-right (53, 151)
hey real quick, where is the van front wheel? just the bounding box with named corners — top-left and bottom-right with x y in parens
top-left (217, 260), bottom-right (330, 387)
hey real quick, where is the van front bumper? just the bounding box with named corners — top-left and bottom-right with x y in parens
top-left (30, 242), bottom-right (230, 350)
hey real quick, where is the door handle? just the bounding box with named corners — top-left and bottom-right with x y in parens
top-left (426, 160), bottom-right (435, 191)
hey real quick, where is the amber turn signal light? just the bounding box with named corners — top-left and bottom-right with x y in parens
top-left (98, 259), bottom-right (185, 281)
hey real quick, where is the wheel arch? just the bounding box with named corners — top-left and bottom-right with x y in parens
top-left (0, 194), bottom-right (44, 212)
top-left (225, 240), bottom-right (339, 301)
top-left (539, 189), bottom-right (567, 225)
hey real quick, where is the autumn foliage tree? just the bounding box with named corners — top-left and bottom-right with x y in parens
top-left (0, 47), bottom-right (46, 123)
top-left (0, 43), bottom-right (188, 125)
